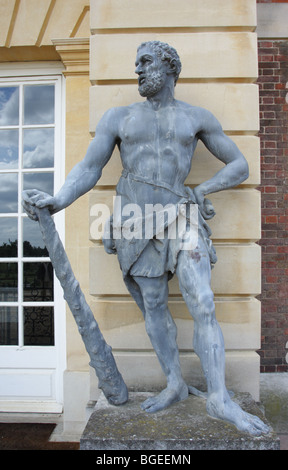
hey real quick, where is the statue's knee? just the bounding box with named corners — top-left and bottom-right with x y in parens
top-left (187, 290), bottom-right (215, 320)
top-left (143, 289), bottom-right (164, 313)
top-left (199, 290), bottom-right (215, 315)
top-left (179, 274), bottom-right (214, 315)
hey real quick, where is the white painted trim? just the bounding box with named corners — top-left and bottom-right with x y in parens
top-left (0, 62), bottom-right (64, 77)
top-left (0, 401), bottom-right (63, 413)
top-left (53, 72), bottom-right (67, 406)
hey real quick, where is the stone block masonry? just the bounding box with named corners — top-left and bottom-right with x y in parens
top-left (257, 39), bottom-right (288, 372)
top-left (89, 0), bottom-right (262, 402)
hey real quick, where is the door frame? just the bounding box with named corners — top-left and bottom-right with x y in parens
top-left (0, 63), bottom-right (66, 412)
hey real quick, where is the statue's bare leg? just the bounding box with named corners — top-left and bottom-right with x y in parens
top-left (132, 273), bottom-right (188, 412)
top-left (176, 236), bottom-right (270, 436)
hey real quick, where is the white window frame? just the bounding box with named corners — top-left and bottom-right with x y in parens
top-left (0, 63), bottom-right (66, 410)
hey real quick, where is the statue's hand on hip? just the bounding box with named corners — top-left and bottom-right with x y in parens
top-left (193, 186), bottom-right (216, 220)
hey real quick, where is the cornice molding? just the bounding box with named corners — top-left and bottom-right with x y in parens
top-left (52, 38), bottom-right (89, 76)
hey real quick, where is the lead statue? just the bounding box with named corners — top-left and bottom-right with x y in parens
top-left (23, 41), bottom-right (269, 436)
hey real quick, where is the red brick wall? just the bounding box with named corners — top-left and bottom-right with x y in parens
top-left (257, 1), bottom-right (288, 3)
top-left (257, 39), bottom-right (288, 372)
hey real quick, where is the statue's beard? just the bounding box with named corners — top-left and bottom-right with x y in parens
top-left (138, 70), bottom-right (166, 97)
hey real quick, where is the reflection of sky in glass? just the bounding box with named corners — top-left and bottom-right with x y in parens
top-left (23, 172), bottom-right (54, 195)
top-left (0, 87), bottom-right (19, 126)
top-left (0, 83), bottom-right (56, 345)
top-left (0, 173), bottom-right (18, 213)
top-left (23, 217), bottom-right (48, 257)
top-left (0, 217), bottom-right (17, 257)
top-left (23, 128), bottom-right (54, 168)
top-left (24, 85), bottom-right (55, 125)
top-left (0, 129), bottom-right (18, 169)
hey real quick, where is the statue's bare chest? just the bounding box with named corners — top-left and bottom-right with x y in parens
top-left (119, 106), bottom-right (196, 149)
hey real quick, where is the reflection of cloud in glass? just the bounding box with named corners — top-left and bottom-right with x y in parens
top-left (24, 85), bottom-right (55, 125)
top-left (23, 172), bottom-right (54, 201)
top-left (0, 218), bottom-right (17, 253)
top-left (0, 129), bottom-right (19, 169)
top-left (0, 87), bottom-right (19, 126)
top-left (23, 128), bottom-right (54, 168)
top-left (0, 173), bottom-right (18, 213)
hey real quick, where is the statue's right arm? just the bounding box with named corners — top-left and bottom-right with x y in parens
top-left (22, 108), bottom-right (120, 218)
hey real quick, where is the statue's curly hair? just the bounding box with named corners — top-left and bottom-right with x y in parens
top-left (137, 41), bottom-right (182, 85)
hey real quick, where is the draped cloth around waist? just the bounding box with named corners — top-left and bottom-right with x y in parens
top-left (102, 171), bottom-right (217, 290)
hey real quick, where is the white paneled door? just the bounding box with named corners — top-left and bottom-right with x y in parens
top-left (0, 70), bottom-right (66, 412)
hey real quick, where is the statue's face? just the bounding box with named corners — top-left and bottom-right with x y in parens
top-left (135, 46), bottom-right (167, 97)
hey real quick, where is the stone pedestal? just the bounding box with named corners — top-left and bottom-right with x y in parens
top-left (80, 392), bottom-right (280, 451)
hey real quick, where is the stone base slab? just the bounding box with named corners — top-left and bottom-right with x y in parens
top-left (80, 391), bottom-right (280, 451)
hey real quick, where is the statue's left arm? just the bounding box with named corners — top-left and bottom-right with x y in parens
top-left (193, 110), bottom-right (249, 208)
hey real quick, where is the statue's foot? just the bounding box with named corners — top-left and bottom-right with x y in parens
top-left (206, 392), bottom-right (271, 437)
top-left (141, 383), bottom-right (188, 413)
top-left (188, 385), bottom-right (234, 399)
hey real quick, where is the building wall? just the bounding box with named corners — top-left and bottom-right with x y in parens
top-left (1, 0), bottom-right (277, 432)
top-left (88, 0), bottom-right (262, 404)
top-left (257, 0), bottom-right (288, 372)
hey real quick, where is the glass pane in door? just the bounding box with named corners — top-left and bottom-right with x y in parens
top-left (0, 217), bottom-right (18, 257)
top-left (23, 217), bottom-right (48, 257)
top-left (23, 85), bottom-right (55, 125)
top-left (0, 173), bottom-right (18, 213)
top-left (23, 128), bottom-right (54, 169)
top-left (0, 86), bottom-right (19, 126)
top-left (23, 172), bottom-right (54, 196)
top-left (24, 306), bottom-right (54, 346)
top-left (0, 129), bottom-right (19, 169)
top-left (0, 306), bottom-right (18, 345)
top-left (23, 262), bottom-right (53, 302)
top-left (0, 263), bottom-right (18, 301)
